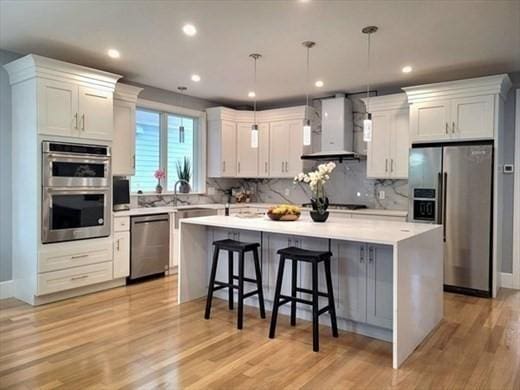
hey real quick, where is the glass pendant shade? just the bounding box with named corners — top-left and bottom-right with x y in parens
top-left (179, 125), bottom-right (185, 143)
top-left (251, 123), bottom-right (259, 148)
top-left (303, 119), bottom-right (312, 146)
top-left (363, 113), bottom-right (372, 142)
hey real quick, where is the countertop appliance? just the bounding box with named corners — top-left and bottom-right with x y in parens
top-left (130, 214), bottom-right (170, 280)
top-left (301, 203), bottom-right (367, 210)
top-left (42, 141), bottom-right (111, 244)
top-left (113, 178), bottom-right (130, 211)
top-left (409, 141), bottom-right (493, 297)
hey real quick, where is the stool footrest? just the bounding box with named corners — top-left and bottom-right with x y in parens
top-left (213, 281), bottom-right (238, 291)
top-left (232, 275), bottom-right (258, 284)
top-left (318, 306), bottom-right (331, 316)
top-left (279, 294), bottom-right (313, 306)
top-left (296, 287), bottom-right (329, 298)
top-left (243, 290), bottom-right (260, 299)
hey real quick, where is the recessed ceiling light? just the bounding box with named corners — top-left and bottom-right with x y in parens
top-left (402, 65), bottom-right (413, 73)
top-left (315, 80), bottom-right (324, 88)
top-left (107, 49), bottom-right (120, 59)
top-left (191, 74), bottom-right (201, 82)
top-left (248, 91), bottom-right (256, 98)
top-left (182, 24), bottom-right (197, 36)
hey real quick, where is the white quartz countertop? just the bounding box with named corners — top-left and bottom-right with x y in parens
top-left (180, 215), bottom-right (439, 245)
top-left (114, 203), bottom-right (408, 218)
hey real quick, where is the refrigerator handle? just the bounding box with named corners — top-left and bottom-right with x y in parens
top-left (437, 172), bottom-right (443, 224)
top-left (443, 172), bottom-right (448, 242)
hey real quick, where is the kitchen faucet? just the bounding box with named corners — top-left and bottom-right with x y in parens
top-left (173, 179), bottom-right (190, 207)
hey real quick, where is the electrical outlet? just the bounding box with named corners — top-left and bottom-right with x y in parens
top-left (207, 186), bottom-right (216, 195)
top-left (284, 188), bottom-right (290, 197)
top-left (378, 190), bottom-right (385, 200)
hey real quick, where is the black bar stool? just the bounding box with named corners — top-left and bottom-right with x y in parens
top-left (269, 246), bottom-right (338, 352)
top-left (204, 239), bottom-right (266, 329)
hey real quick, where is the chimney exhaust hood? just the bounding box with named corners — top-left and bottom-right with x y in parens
top-left (300, 95), bottom-right (362, 162)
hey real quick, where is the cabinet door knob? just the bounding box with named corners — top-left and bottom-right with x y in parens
top-left (360, 245), bottom-right (365, 263)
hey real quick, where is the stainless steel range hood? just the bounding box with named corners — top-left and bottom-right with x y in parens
top-left (301, 95), bottom-right (361, 162)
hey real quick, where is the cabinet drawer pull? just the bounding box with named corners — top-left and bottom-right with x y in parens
top-left (390, 159), bottom-right (394, 172)
top-left (452, 121), bottom-right (456, 134)
top-left (445, 122), bottom-right (448, 134)
top-left (81, 114), bottom-right (85, 131)
top-left (71, 275), bottom-right (88, 281)
top-left (116, 239), bottom-right (120, 251)
top-left (385, 159), bottom-right (388, 172)
top-left (74, 113), bottom-right (78, 129)
top-left (71, 254), bottom-right (89, 259)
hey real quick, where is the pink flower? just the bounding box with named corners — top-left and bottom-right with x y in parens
top-left (154, 169), bottom-right (166, 180)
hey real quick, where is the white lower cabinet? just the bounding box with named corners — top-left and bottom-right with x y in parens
top-left (113, 232), bottom-right (130, 278)
top-left (37, 261), bottom-right (113, 296)
top-left (335, 241), bottom-right (393, 329)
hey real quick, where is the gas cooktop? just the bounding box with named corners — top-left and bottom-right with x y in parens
top-left (301, 203), bottom-right (368, 210)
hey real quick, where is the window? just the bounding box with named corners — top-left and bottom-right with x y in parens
top-left (131, 106), bottom-right (202, 193)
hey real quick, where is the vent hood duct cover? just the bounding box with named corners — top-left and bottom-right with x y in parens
top-left (301, 96), bottom-right (361, 162)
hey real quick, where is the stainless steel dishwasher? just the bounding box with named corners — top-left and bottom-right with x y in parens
top-left (130, 214), bottom-right (170, 280)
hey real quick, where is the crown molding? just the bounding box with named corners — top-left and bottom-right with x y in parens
top-left (114, 83), bottom-right (143, 103)
top-left (403, 74), bottom-right (512, 103)
top-left (206, 105), bottom-right (309, 123)
top-left (3, 54), bottom-right (122, 90)
top-left (361, 93), bottom-right (408, 112)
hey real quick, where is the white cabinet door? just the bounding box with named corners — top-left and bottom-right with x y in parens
top-left (451, 95), bottom-right (494, 140)
top-left (410, 100), bottom-right (451, 142)
top-left (258, 123), bottom-right (270, 177)
top-left (236, 122), bottom-right (259, 177)
top-left (78, 86), bottom-right (113, 140)
top-left (287, 120), bottom-right (305, 177)
top-left (336, 242), bottom-right (367, 323)
top-left (390, 108), bottom-right (410, 179)
top-left (112, 100), bottom-right (136, 176)
top-left (366, 244), bottom-right (393, 329)
top-left (367, 111), bottom-right (392, 178)
top-left (113, 231), bottom-right (130, 278)
top-left (37, 79), bottom-right (79, 137)
top-left (269, 121), bottom-right (290, 177)
top-left (221, 121), bottom-right (237, 177)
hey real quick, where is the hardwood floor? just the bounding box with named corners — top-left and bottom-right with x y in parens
top-left (0, 275), bottom-right (519, 389)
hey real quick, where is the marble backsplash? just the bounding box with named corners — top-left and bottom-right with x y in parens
top-left (134, 95), bottom-right (409, 211)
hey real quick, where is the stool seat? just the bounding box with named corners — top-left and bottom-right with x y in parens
top-left (213, 239), bottom-right (260, 252)
top-left (277, 246), bottom-right (332, 261)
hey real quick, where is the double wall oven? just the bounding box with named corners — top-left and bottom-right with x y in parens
top-left (42, 141), bottom-right (111, 244)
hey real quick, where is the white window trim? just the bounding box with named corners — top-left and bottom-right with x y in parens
top-left (134, 98), bottom-right (207, 195)
top-left (513, 88), bottom-right (520, 289)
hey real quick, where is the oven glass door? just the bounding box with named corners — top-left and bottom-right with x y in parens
top-left (42, 188), bottom-right (111, 243)
top-left (43, 155), bottom-right (110, 187)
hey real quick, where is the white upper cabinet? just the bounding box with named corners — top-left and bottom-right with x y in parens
top-left (4, 54), bottom-right (121, 141)
top-left (404, 74), bottom-right (512, 143)
top-left (236, 122), bottom-right (259, 177)
top-left (112, 83), bottom-right (142, 176)
top-left (37, 79), bottom-right (79, 137)
top-left (363, 94), bottom-right (410, 179)
top-left (78, 86), bottom-right (114, 140)
top-left (207, 106), bottom-right (310, 178)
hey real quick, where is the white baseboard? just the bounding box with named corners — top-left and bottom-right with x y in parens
top-left (0, 280), bottom-right (14, 299)
top-left (500, 272), bottom-right (514, 289)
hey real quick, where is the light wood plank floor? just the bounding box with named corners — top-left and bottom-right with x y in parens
top-left (0, 275), bottom-right (519, 389)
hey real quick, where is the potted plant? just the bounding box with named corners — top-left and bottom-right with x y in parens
top-left (294, 162), bottom-right (336, 222)
top-left (176, 157), bottom-right (191, 193)
top-left (154, 168), bottom-right (165, 194)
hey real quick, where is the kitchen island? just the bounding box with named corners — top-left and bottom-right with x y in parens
top-left (178, 215), bottom-right (443, 369)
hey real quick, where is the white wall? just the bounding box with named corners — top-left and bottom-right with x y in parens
top-left (0, 49), bottom-right (20, 282)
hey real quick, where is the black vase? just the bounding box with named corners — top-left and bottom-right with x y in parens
top-left (310, 210), bottom-right (329, 223)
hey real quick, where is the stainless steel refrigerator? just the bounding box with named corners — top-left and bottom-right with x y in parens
top-left (408, 142), bottom-right (493, 297)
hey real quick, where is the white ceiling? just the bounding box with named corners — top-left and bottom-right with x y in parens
top-left (1, 0), bottom-right (519, 106)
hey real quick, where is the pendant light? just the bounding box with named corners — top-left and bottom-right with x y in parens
top-left (362, 26), bottom-right (377, 142)
top-left (249, 53), bottom-right (261, 148)
top-left (302, 41), bottom-right (315, 146)
top-left (177, 86), bottom-right (187, 143)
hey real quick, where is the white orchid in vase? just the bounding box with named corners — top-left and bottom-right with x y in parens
top-left (294, 162), bottom-right (336, 216)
